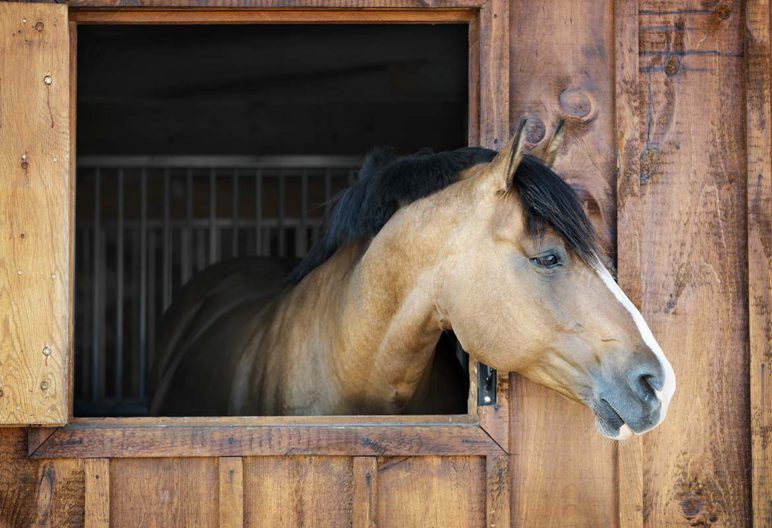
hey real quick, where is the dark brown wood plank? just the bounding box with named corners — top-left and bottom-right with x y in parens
top-left (69, 0), bottom-right (485, 7)
top-left (218, 457), bottom-right (244, 528)
top-left (507, 0), bottom-right (618, 525)
top-left (746, 0), bottom-right (772, 525)
top-left (84, 459), bottom-right (109, 528)
top-left (31, 423), bottom-right (504, 458)
top-left (110, 458), bottom-right (219, 528)
top-left (353, 457), bottom-right (378, 528)
top-left (377, 456), bottom-right (486, 527)
top-left (630, 1), bottom-right (750, 525)
top-left (70, 8), bottom-right (475, 24)
top-left (1, 429), bottom-right (84, 527)
top-left (243, 456), bottom-right (353, 527)
top-left (478, 366), bottom-right (510, 452)
top-left (485, 455), bottom-right (509, 528)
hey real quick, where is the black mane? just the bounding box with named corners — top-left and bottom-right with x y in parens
top-left (288, 148), bottom-right (599, 283)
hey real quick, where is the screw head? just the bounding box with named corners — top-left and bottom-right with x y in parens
top-left (43, 75), bottom-right (52, 85)
top-left (40, 380), bottom-right (49, 391)
top-left (483, 395), bottom-right (492, 403)
top-left (42, 346), bottom-right (52, 357)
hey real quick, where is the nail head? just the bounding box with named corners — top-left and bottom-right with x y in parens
top-left (43, 75), bottom-right (52, 85)
top-left (42, 346), bottom-right (52, 357)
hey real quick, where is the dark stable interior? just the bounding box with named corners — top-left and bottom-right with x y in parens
top-left (75, 24), bottom-right (470, 416)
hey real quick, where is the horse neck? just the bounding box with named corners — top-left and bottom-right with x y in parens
top-left (323, 202), bottom-right (453, 412)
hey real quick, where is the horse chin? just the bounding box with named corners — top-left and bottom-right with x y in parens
top-left (592, 399), bottom-right (633, 440)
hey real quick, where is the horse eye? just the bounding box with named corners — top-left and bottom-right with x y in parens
top-left (530, 253), bottom-right (561, 269)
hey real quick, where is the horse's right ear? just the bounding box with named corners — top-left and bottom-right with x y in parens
top-left (487, 117), bottom-right (528, 191)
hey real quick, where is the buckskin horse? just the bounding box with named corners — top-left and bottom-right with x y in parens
top-left (149, 120), bottom-right (676, 440)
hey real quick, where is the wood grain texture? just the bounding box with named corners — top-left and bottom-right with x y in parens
top-left (70, 8), bottom-right (476, 24)
top-left (478, 0), bottom-right (509, 149)
top-left (219, 457), bottom-right (244, 528)
top-left (0, 2), bottom-right (71, 425)
top-left (614, 0), bottom-right (645, 526)
top-left (508, 1), bottom-right (618, 525)
top-left (485, 455), bottom-right (509, 528)
top-left (377, 456), bottom-right (486, 528)
top-left (353, 457), bottom-right (378, 528)
top-left (0, 429), bottom-right (84, 528)
top-left (630, 1), bottom-right (750, 525)
top-left (110, 458), bottom-right (219, 528)
top-left (84, 459), bottom-right (109, 528)
top-left (746, 0), bottom-right (772, 525)
top-left (478, 369), bottom-right (510, 452)
top-left (69, 0), bottom-right (485, 7)
top-left (243, 456), bottom-right (353, 527)
top-left (30, 422), bottom-right (504, 458)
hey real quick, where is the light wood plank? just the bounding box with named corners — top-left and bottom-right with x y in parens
top-left (218, 457), bottom-right (244, 528)
top-left (353, 457), bottom-right (378, 528)
top-left (110, 458), bottom-right (219, 528)
top-left (508, 0), bottom-right (618, 525)
top-left (84, 459), bottom-right (109, 528)
top-left (243, 456), bottom-right (353, 527)
top-left (377, 456), bottom-right (486, 528)
top-left (0, 2), bottom-right (71, 425)
top-left (614, 0), bottom-right (644, 526)
top-left (632, 2), bottom-right (750, 525)
top-left (485, 455), bottom-right (509, 528)
top-left (746, 0), bottom-right (772, 525)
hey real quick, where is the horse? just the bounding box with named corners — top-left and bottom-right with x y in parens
top-left (149, 120), bottom-right (676, 440)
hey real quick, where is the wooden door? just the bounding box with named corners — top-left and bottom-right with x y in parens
top-left (0, 2), bottom-right (72, 425)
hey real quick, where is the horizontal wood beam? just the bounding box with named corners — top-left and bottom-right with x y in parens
top-left (29, 422), bottom-right (505, 458)
top-left (68, 0), bottom-right (485, 8)
top-left (69, 8), bottom-right (478, 24)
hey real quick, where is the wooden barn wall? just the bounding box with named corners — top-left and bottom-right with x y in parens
top-left (0, 1), bottom-right (766, 527)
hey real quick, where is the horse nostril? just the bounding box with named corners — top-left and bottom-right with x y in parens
top-left (629, 370), bottom-right (661, 406)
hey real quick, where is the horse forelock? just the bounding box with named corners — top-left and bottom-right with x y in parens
top-left (288, 148), bottom-right (601, 283)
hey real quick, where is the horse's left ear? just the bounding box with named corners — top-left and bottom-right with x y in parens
top-left (529, 119), bottom-right (565, 168)
top-left (488, 117), bottom-right (528, 191)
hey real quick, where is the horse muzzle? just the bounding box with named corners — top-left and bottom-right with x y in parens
top-left (590, 352), bottom-right (671, 440)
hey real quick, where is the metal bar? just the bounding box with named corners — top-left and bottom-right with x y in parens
top-left (349, 168), bottom-right (356, 186)
top-left (209, 168), bottom-right (217, 264)
top-left (255, 169), bottom-right (262, 256)
top-left (232, 170), bottom-right (239, 257)
top-left (147, 228), bottom-right (156, 379)
top-left (196, 228), bottom-right (206, 272)
top-left (182, 169), bottom-right (193, 284)
top-left (91, 169), bottom-right (102, 402)
top-left (130, 223), bottom-right (140, 398)
top-left (324, 168), bottom-right (332, 216)
top-left (278, 170), bottom-right (286, 258)
top-left (116, 169), bottom-right (125, 400)
top-left (162, 169), bottom-right (172, 311)
top-left (138, 169), bottom-right (148, 398)
top-left (78, 155), bottom-right (362, 169)
top-left (299, 169), bottom-right (308, 256)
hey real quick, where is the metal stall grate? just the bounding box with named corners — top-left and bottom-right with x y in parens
top-left (74, 156), bottom-right (361, 416)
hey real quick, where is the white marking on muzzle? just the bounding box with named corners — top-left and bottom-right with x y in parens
top-left (594, 264), bottom-right (676, 434)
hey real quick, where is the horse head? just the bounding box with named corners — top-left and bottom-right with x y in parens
top-left (436, 120), bottom-right (676, 439)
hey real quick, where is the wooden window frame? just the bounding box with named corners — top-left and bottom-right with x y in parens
top-left (28, 0), bottom-right (512, 460)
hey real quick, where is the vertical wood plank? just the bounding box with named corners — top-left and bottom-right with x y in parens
top-left (243, 456), bottom-right (353, 527)
top-left (84, 459), bottom-right (109, 528)
top-left (0, 2), bottom-right (71, 425)
top-left (353, 457), bottom-right (378, 528)
top-left (746, 0), bottom-right (772, 525)
top-left (479, 0), bottom-right (510, 149)
top-left (614, 0), bottom-right (644, 526)
top-left (485, 455), bottom-right (509, 528)
top-left (110, 458), bottom-right (219, 527)
top-left (219, 457), bottom-right (244, 528)
top-left (632, 1), bottom-right (750, 525)
top-left (377, 456), bottom-right (485, 528)
top-left (508, 1), bottom-right (618, 526)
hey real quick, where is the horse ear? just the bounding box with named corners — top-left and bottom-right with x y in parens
top-left (489, 117), bottom-right (528, 190)
top-left (530, 119), bottom-right (565, 167)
